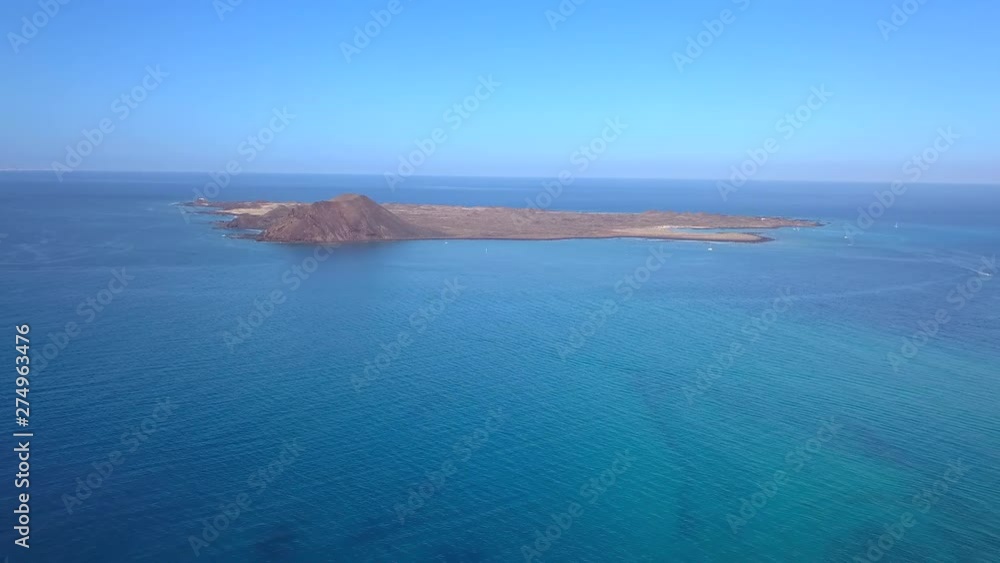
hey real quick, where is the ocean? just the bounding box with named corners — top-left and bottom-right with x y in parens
top-left (1, 172), bottom-right (998, 562)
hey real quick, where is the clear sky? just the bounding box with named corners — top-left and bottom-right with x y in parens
top-left (2, 0), bottom-right (997, 182)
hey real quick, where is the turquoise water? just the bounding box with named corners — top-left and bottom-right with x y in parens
top-left (1, 173), bottom-right (998, 562)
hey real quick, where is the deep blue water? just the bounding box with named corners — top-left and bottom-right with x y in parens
top-left (1, 172), bottom-right (999, 562)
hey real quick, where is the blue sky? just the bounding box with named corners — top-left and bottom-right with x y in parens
top-left (1, 0), bottom-right (997, 182)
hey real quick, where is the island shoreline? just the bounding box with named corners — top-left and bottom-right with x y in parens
top-left (185, 195), bottom-right (821, 245)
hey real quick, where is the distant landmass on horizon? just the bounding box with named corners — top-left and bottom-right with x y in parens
top-left (186, 194), bottom-right (820, 245)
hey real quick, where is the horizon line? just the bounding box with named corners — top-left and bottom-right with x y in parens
top-left (0, 169), bottom-right (997, 187)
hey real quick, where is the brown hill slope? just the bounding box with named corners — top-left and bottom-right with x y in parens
top-left (258, 194), bottom-right (440, 243)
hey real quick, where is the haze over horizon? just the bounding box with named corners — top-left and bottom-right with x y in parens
top-left (3, 0), bottom-right (998, 183)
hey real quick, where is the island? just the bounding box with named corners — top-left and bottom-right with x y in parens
top-left (189, 194), bottom-right (820, 244)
